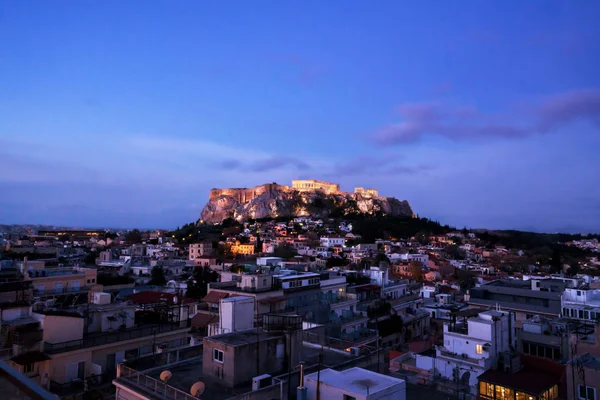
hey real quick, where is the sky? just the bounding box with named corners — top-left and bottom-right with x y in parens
top-left (1, 1), bottom-right (599, 233)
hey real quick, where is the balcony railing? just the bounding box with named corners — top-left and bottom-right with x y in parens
top-left (44, 320), bottom-right (191, 354)
top-left (117, 365), bottom-right (198, 400)
top-left (446, 323), bottom-right (469, 335)
top-left (34, 286), bottom-right (91, 296)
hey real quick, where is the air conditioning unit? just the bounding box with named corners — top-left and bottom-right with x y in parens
top-left (349, 347), bottom-right (361, 357)
top-left (252, 374), bottom-right (272, 391)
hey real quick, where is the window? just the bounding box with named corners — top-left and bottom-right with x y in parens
top-left (496, 386), bottom-right (514, 400)
top-left (579, 385), bottom-right (596, 400)
top-left (23, 364), bottom-right (34, 374)
top-left (476, 344), bottom-right (483, 354)
top-left (480, 382), bottom-right (495, 399)
top-left (213, 349), bottom-right (224, 363)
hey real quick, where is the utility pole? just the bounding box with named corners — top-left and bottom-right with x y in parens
top-left (316, 350), bottom-right (322, 400)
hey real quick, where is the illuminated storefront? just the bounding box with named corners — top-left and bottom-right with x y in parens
top-left (478, 371), bottom-right (559, 400)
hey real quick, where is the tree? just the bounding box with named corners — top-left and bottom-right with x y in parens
top-left (186, 267), bottom-right (219, 299)
top-left (549, 247), bottom-right (563, 274)
top-left (567, 263), bottom-right (580, 276)
top-left (326, 257), bottom-right (348, 268)
top-left (444, 244), bottom-right (465, 260)
top-left (374, 253), bottom-right (391, 266)
top-left (409, 261), bottom-right (423, 281)
top-left (125, 229), bottom-right (142, 245)
top-left (149, 266), bottom-right (166, 286)
top-left (273, 245), bottom-right (297, 260)
top-left (455, 269), bottom-right (476, 290)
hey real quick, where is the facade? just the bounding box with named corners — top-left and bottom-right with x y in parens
top-left (320, 236), bottom-right (346, 248)
top-left (189, 241), bottom-right (213, 259)
top-left (304, 367), bottom-right (406, 400)
top-left (202, 315), bottom-right (302, 388)
top-left (25, 266), bottom-right (97, 300)
top-left (230, 242), bottom-right (255, 256)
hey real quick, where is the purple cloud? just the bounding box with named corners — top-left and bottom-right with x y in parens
top-left (328, 155), bottom-right (432, 177)
top-left (372, 88), bottom-right (600, 145)
top-left (219, 156), bottom-right (310, 172)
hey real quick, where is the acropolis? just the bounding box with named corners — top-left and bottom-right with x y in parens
top-left (209, 180), bottom-right (379, 203)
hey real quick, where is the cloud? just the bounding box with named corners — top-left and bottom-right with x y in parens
top-left (371, 88), bottom-right (600, 145)
top-left (327, 155), bottom-right (433, 177)
top-left (219, 156), bottom-right (311, 172)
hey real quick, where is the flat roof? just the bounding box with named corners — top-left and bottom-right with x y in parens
top-left (305, 367), bottom-right (404, 395)
top-left (206, 328), bottom-right (283, 347)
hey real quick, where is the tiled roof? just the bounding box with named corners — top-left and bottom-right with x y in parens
top-left (202, 291), bottom-right (230, 303)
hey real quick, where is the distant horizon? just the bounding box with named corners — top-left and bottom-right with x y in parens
top-left (1, 2), bottom-right (599, 233)
top-left (1, 218), bottom-right (598, 236)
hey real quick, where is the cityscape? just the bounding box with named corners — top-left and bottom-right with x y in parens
top-left (1, 2), bottom-right (600, 400)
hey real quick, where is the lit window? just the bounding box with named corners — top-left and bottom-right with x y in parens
top-left (213, 349), bottom-right (224, 363)
top-left (480, 382), bottom-right (495, 399)
top-left (476, 344), bottom-right (483, 354)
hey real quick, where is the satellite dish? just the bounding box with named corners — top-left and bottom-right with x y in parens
top-left (160, 370), bottom-right (172, 383)
top-left (190, 381), bottom-right (206, 397)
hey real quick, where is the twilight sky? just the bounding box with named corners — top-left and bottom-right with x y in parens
top-left (1, 1), bottom-right (599, 232)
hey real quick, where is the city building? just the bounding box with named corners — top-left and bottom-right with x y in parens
top-left (230, 241), bottom-right (255, 256)
top-left (467, 280), bottom-right (562, 327)
top-left (561, 285), bottom-right (600, 322)
top-left (320, 236), bottom-right (346, 248)
top-left (304, 367), bottom-right (406, 400)
top-left (189, 241), bottom-right (213, 259)
top-left (416, 309), bottom-right (516, 391)
top-left (202, 314), bottom-right (302, 388)
top-left (0, 360), bottom-right (56, 400)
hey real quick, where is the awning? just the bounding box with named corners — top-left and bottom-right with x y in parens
top-left (191, 313), bottom-right (219, 329)
top-left (202, 291), bottom-right (229, 304)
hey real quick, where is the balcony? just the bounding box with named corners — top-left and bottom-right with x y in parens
top-left (339, 313), bottom-right (369, 327)
top-left (323, 295), bottom-right (358, 309)
top-left (437, 348), bottom-right (492, 369)
top-left (33, 285), bottom-right (91, 297)
top-left (44, 320), bottom-right (191, 354)
top-left (446, 323), bottom-right (469, 335)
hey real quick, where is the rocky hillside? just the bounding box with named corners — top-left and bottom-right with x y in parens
top-left (200, 186), bottom-right (413, 223)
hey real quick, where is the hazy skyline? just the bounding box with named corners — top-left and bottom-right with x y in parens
top-left (1, 1), bottom-right (599, 232)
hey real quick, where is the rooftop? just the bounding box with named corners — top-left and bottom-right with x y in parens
top-left (305, 367), bottom-right (405, 395)
top-left (205, 328), bottom-right (284, 347)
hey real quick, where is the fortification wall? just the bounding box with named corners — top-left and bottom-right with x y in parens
top-left (209, 183), bottom-right (286, 202)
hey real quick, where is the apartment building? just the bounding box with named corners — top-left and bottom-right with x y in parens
top-left (562, 285), bottom-right (600, 322)
top-left (24, 265), bottom-right (97, 302)
top-left (416, 309), bottom-right (516, 390)
top-left (7, 292), bottom-right (192, 399)
top-left (467, 280), bottom-right (562, 327)
top-left (189, 241), bottom-right (213, 260)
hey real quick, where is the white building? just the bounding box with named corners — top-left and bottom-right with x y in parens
top-left (416, 309), bottom-right (516, 391)
top-left (189, 241), bottom-right (213, 259)
top-left (562, 286), bottom-right (600, 321)
top-left (388, 253), bottom-right (429, 266)
top-left (320, 236), bottom-right (346, 248)
top-left (304, 367), bottom-right (406, 400)
top-left (209, 296), bottom-right (254, 336)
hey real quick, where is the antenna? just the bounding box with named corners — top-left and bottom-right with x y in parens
top-left (159, 370), bottom-right (172, 383)
top-left (190, 381), bottom-right (206, 398)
